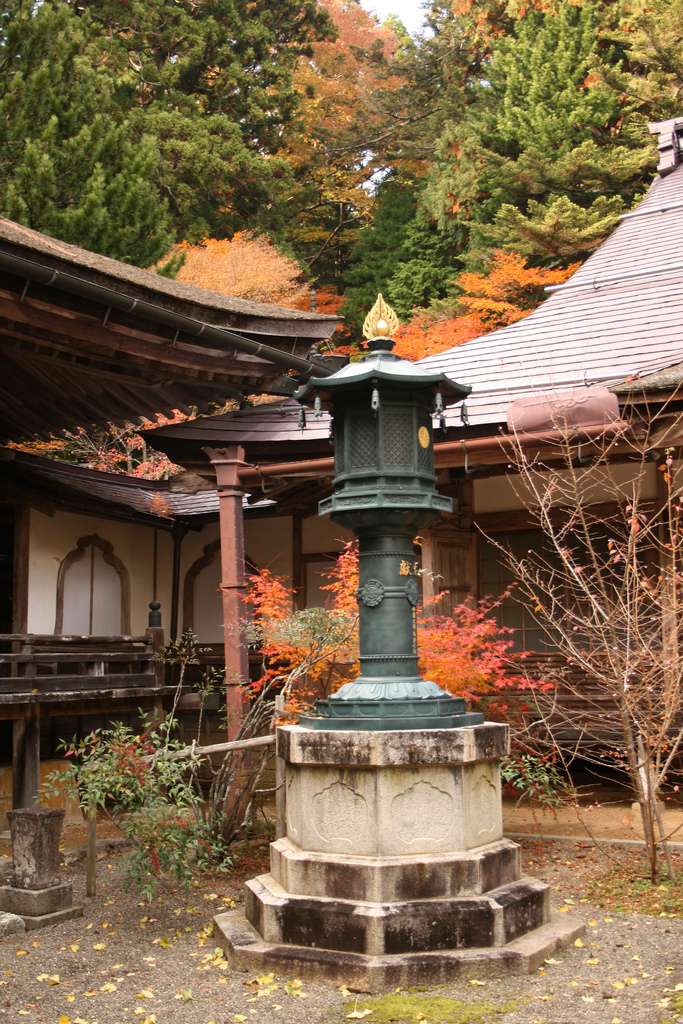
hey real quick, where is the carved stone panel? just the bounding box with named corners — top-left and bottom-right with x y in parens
top-left (463, 762), bottom-right (503, 849)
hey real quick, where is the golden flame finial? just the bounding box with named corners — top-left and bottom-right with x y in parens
top-left (363, 294), bottom-right (400, 340)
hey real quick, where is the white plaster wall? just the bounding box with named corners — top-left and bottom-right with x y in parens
top-left (28, 509), bottom-right (174, 634)
top-left (474, 462), bottom-right (658, 514)
top-left (302, 515), bottom-right (353, 555)
top-left (244, 514), bottom-right (293, 579)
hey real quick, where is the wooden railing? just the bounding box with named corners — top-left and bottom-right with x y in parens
top-left (0, 633), bottom-right (164, 698)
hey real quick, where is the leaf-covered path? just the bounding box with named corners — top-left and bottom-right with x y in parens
top-left (1, 837), bottom-right (682, 1024)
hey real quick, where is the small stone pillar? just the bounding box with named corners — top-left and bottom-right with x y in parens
top-left (0, 808), bottom-right (82, 929)
top-left (215, 724), bottom-right (584, 990)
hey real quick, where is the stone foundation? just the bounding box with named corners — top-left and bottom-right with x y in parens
top-left (214, 724), bottom-right (583, 989)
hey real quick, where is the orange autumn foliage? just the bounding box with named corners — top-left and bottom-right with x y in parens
top-left (244, 544), bottom-right (535, 711)
top-left (282, 0), bottom-right (405, 270)
top-left (244, 542), bottom-right (359, 707)
top-left (10, 411), bottom-right (189, 480)
top-left (162, 233), bottom-right (312, 308)
top-left (393, 251), bottom-right (579, 360)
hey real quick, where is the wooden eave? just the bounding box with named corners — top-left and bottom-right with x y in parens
top-left (0, 224), bottom-right (341, 442)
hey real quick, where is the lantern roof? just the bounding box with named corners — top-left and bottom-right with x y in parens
top-left (296, 338), bottom-right (471, 406)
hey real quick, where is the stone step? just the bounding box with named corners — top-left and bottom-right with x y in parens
top-left (244, 872), bottom-right (550, 957)
top-left (214, 907), bottom-right (585, 992)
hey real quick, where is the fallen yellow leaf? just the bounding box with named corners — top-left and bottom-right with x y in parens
top-left (16, 950), bottom-right (27, 956)
top-left (37, 973), bottom-right (49, 982)
top-left (558, 906), bottom-right (569, 913)
top-left (136, 989), bottom-right (155, 999)
top-left (469, 980), bottom-right (485, 986)
top-left (69, 944), bottom-right (80, 952)
top-left (100, 982), bottom-right (116, 992)
top-left (586, 958), bottom-right (599, 965)
top-left (92, 943), bottom-right (106, 951)
top-left (58, 1017), bottom-right (71, 1024)
top-left (613, 981), bottom-right (625, 989)
top-left (84, 989), bottom-right (96, 997)
top-left (234, 1016), bottom-right (247, 1022)
top-left (574, 939), bottom-right (584, 947)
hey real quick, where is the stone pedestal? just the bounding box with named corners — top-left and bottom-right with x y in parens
top-left (0, 808), bottom-right (82, 930)
top-left (214, 724), bottom-right (583, 990)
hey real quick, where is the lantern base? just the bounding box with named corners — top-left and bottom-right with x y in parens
top-left (299, 694), bottom-right (484, 732)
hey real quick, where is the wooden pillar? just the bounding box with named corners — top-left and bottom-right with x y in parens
top-left (13, 706), bottom-right (40, 808)
top-left (203, 446), bottom-right (249, 739)
top-left (12, 504), bottom-right (29, 633)
top-left (292, 514), bottom-right (304, 609)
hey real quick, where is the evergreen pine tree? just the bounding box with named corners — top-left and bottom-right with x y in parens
top-left (0, 0), bottom-right (173, 265)
top-left (423, 1), bottom-right (656, 263)
top-left (341, 176), bottom-right (464, 333)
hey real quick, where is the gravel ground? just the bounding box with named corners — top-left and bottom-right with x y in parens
top-left (0, 839), bottom-right (682, 1024)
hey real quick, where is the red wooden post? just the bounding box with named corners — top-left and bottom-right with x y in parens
top-left (203, 446), bottom-right (249, 739)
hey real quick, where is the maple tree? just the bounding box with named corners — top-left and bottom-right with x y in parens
top-left (9, 412), bottom-right (192, 480)
top-left (281, 0), bottom-right (403, 287)
top-left (246, 541), bottom-right (531, 702)
top-left (244, 541), bottom-right (360, 711)
top-left (160, 234), bottom-right (312, 309)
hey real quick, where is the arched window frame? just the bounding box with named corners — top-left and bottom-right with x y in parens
top-left (54, 534), bottom-right (131, 635)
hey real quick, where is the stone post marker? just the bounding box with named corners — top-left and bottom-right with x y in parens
top-left (214, 297), bottom-right (584, 988)
top-left (0, 808), bottom-right (83, 929)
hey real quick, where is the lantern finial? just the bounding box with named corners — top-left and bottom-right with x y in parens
top-left (363, 294), bottom-right (400, 340)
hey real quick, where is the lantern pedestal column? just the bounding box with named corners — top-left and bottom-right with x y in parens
top-left (214, 724), bottom-right (584, 990)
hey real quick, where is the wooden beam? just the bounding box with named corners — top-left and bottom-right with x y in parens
top-left (0, 292), bottom-right (279, 381)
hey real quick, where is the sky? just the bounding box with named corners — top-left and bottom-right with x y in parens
top-left (358, 0), bottom-right (428, 35)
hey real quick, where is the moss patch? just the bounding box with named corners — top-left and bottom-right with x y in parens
top-left (663, 992), bottom-right (683, 1023)
top-left (340, 993), bottom-right (524, 1023)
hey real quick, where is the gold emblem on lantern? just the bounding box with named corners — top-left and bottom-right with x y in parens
top-left (418, 426), bottom-right (430, 449)
top-left (363, 294), bottom-right (400, 340)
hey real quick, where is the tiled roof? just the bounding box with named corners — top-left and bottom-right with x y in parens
top-left (418, 164), bottom-right (683, 427)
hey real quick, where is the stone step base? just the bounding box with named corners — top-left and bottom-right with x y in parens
top-left (245, 873), bottom-right (550, 957)
top-left (23, 905), bottom-right (83, 931)
top-left (271, 837), bottom-right (521, 903)
top-left (213, 909), bottom-right (585, 992)
top-left (0, 882), bottom-right (73, 918)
